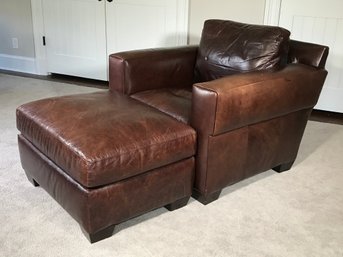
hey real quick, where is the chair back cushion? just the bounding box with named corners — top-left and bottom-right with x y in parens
top-left (195, 20), bottom-right (291, 82)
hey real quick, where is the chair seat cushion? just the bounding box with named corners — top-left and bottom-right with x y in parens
top-left (16, 91), bottom-right (196, 188)
top-left (131, 88), bottom-right (192, 124)
top-left (195, 19), bottom-right (291, 82)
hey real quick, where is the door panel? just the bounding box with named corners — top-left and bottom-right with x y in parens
top-left (42, 0), bottom-right (187, 81)
top-left (279, 0), bottom-right (343, 112)
top-left (106, 0), bottom-right (179, 55)
top-left (43, 0), bottom-right (107, 80)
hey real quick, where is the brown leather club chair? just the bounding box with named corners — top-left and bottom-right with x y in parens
top-left (109, 20), bottom-right (329, 204)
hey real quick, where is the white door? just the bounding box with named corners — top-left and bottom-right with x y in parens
top-left (279, 0), bottom-right (343, 113)
top-left (43, 0), bottom-right (107, 80)
top-left (106, 0), bottom-right (183, 55)
top-left (41, 0), bottom-right (187, 81)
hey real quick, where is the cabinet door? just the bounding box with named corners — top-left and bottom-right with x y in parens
top-left (43, 0), bottom-right (107, 80)
top-left (106, 0), bottom-right (182, 55)
top-left (279, 0), bottom-right (343, 112)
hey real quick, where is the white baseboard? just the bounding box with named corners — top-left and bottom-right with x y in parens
top-left (0, 54), bottom-right (37, 74)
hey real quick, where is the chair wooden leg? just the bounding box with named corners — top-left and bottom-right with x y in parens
top-left (165, 196), bottom-right (190, 211)
top-left (272, 161), bottom-right (295, 173)
top-left (81, 225), bottom-right (115, 243)
top-left (192, 190), bottom-right (222, 205)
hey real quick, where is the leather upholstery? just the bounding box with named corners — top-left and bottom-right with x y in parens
top-left (108, 19), bottom-right (329, 202)
top-left (131, 88), bottom-right (192, 124)
top-left (17, 91), bottom-right (196, 188)
top-left (19, 135), bottom-right (194, 234)
top-left (194, 109), bottom-right (312, 194)
top-left (195, 19), bottom-right (290, 82)
top-left (289, 40), bottom-right (329, 69)
top-left (17, 19), bottom-right (330, 229)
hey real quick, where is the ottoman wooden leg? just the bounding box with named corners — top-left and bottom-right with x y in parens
top-left (24, 172), bottom-right (39, 187)
top-left (272, 161), bottom-right (295, 173)
top-left (192, 190), bottom-right (222, 205)
top-left (165, 196), bottom-right (190, 211)
top-left (81, 225), bottom-right (116, 243)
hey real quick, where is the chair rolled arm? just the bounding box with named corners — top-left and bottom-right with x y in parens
top-left (191, 64), bottom-right (328, 136)
top-left (109, 46), bottom-right (198, 95)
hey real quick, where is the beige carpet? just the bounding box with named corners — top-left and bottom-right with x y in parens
top-left (0, 73), bottom-right (342, 257)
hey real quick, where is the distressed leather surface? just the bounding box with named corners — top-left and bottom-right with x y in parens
top-left (289, 39), bottom-right (329, 69)
top-left (17, 91), bottom-right (196, 188)
top-left (17, 19), bottom-right (330, 205)
top-left (132, 88), bottom-right (192, 124)
top-left (192, 64), bottom-right (328, 136)
top-left (194, 109), bottom-right (312, 195)
top-left (19, 135), bottom-right (194, 234)
top-left (105, 20), bottom-right (328, 199)
top-left (109, 46), bottom-right (197, 95)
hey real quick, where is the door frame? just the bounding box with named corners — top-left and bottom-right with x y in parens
top-left (31, 0), bottom-right (48, 75)
top-left (263, 0), bottom-right (282, 25)
top-left (30, 0), bottom-right (190, 76)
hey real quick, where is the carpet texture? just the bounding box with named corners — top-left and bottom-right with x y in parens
top-left (0, 73), bottom-right (342, 257)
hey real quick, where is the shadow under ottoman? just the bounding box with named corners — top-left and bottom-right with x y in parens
top-left (16, 91), bottom-right (196, 243)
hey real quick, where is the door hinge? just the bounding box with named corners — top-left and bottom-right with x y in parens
top-left (42, 36), bottom-right (46, 46)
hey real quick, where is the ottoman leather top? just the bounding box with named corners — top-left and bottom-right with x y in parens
top-left (17, 91), bottom-right (196, 188)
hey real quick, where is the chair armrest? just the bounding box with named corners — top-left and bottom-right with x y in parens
top-left (109, 46), bottom-right (198, 95)
top-left (289, 40), bottom-right (329, 69)
top-left (191, 64), bottom-right (328, 135)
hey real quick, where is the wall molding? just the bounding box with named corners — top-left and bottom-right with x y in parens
top-left (0, 54), bottom-right (37, 74)
top-left (264, 0), bottom-right (282, 25)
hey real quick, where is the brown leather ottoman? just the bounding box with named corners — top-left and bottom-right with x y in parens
top-left (16, 91), bottom-right (196, 243)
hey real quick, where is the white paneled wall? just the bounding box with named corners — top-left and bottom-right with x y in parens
top-left (289, 16), bottom-right (343, 112)
top-left (279, 0), bottom-right (343, 112)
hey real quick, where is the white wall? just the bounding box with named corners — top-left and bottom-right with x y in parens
top-left (189, 0), bottom-right (266, 44)
top-left (0, 0), bottom-right (35, 57)
top-left (0, 0), bottom-right (36, 73)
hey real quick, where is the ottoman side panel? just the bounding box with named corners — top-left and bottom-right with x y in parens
top-left (87, 157), bottom-right (194, 233)
top-left (18, 135), bottom-right (92, 231)
top-left (19, 134), bottom-right (194, 234)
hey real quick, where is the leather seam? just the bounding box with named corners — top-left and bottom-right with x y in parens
top-left (82, 133), bottom-right (195, 164)
top-left (194, 85), bottom-right (219, 135)
top-left (203, 90), bottom-right (219, 193)
top-left (193, 85), bottom-right (219, 194)
top-left (122, 59), bottom-right (128, 94)
top-left (110, 55), bottom-right (126, 94)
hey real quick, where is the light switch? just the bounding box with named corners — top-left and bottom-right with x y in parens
top-left (12, 38), bottom-right (19, 49)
